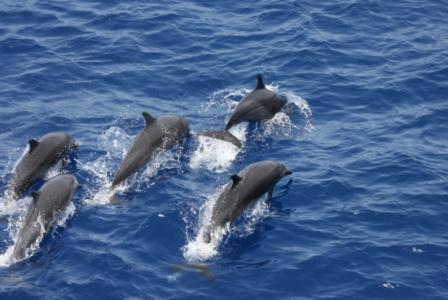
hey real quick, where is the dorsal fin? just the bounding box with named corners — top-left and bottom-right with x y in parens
top-left (142, 112), bottom-right (156, 127)
top-left (28, 139), bottom-right (39, 154)
top-left (31, 191), bottom-right (39, 203)
top-left (255, 74), bottom-right (265, 90)
top-left (230, 175), bottom-right (242, 188)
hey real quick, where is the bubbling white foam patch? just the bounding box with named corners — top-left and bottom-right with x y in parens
top-left (0, 193), bottom-right (22, 217)
top-left (182, 188), bottom-right (226, 262)
top-left (189, 136), bottom-right (239, 173)
top-left (81, 126), bottom-right (133, 205)
top-left (189, 123), bottom-right (247, 173)
top-left (182, 186), bottom-right (273, 262)
top-left (102, 126), bottom-right (133, 160)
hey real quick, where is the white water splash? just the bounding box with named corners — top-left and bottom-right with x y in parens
top-left (182, 189), bottom-right (224, 262)
top-left (199, 85), bottom-right (313, 151)
top-left (0, 196), bottom-right (30, 255)
top-left (0, 199), bottom-right (76, 267)
top-left (80, 126), bottom-right (132, 205)
top-left (189, 124), bottom-right (247, 173)
top-left (240, 196), bottom-right (272, 237)
top-left (0, 193), bottom-right (22, 218)
top-left (285, 91), bottom-right (315, 133)
top-left (201, 88), bottom-right (250, 113)
top-left (82, 126), bottom-right (180, 205)
top-left (190, 136), bottom-right (239, 173)
top-left (0, 146), bottom-right (29, 215)
top-left (182, 187), bottom-right (272, 262)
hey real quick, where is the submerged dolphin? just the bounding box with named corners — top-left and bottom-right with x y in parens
top-left (111, 112), bottom-right (190, 188)
top-left (9, 132), bottom-right (75, 199)
top-left (12, 175), bottom-right (78, 262)
top-left (225, 74), bottom-right (286, 130)
top-left (203, 160), bottom-right (292, 243)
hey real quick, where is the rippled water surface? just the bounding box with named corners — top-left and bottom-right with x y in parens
top-left (1, 0), bottom-right (447, 299)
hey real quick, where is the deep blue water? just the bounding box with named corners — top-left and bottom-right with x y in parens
top-left (1, 0), bottom-right (448, 299)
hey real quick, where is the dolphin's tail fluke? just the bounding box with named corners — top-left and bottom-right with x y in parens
top-left (197, 130), bottom-right (242, 148)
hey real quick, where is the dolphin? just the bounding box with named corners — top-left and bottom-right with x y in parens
top-left (225, 74), bottom-right (287, 130)
top-left (12, 175), bottom-right (78, 262)
top-left (203, 160), bottom-right (292, 243)
top-left (111, 112), bottom-right (190, 188)
top-left (197, 75), bottom-right (286, 147)
top-left (9, 132), bottom-right (75, 199)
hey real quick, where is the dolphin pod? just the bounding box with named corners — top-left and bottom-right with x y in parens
top-left (111, 112), bottom-right (190, 188)
top-left (2, 74), bottom-right (294, 263)
top-left (9, 132), bottom-right (75, 199)
top-left (198, 74), bottom-right (287, 147)
top-left (203, 160), bottom-right (292, 243)
top-left (12, 175), bottom-right (78, 262)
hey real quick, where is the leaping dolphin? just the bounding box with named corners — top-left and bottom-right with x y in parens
top-left (198, 75), bottom-right (286, 147)
top-left (225, 74), bottom-right (286, 130)
top-left (203, 160), bottom-right (292, 243)
top-left (111, 112), bottom-right (190, 188)
top-left (9, 132), bottom-right (75, 199)
top-left (12, 174), bottom-right (78, 262)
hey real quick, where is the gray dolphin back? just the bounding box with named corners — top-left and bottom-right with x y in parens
top-left (225, 75), bottom-right (286, 130)
top-left (12, 174), bottom-right (78, 261)
top-left (10, 132), bottom-right (75, 198)
top-left (111, 112), bottom-right (190, 188)
top-left (204, 160), bottom-right (292, 242)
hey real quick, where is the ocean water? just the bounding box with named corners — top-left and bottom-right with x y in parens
top-left (0, 0), bottom-right (447, 299)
